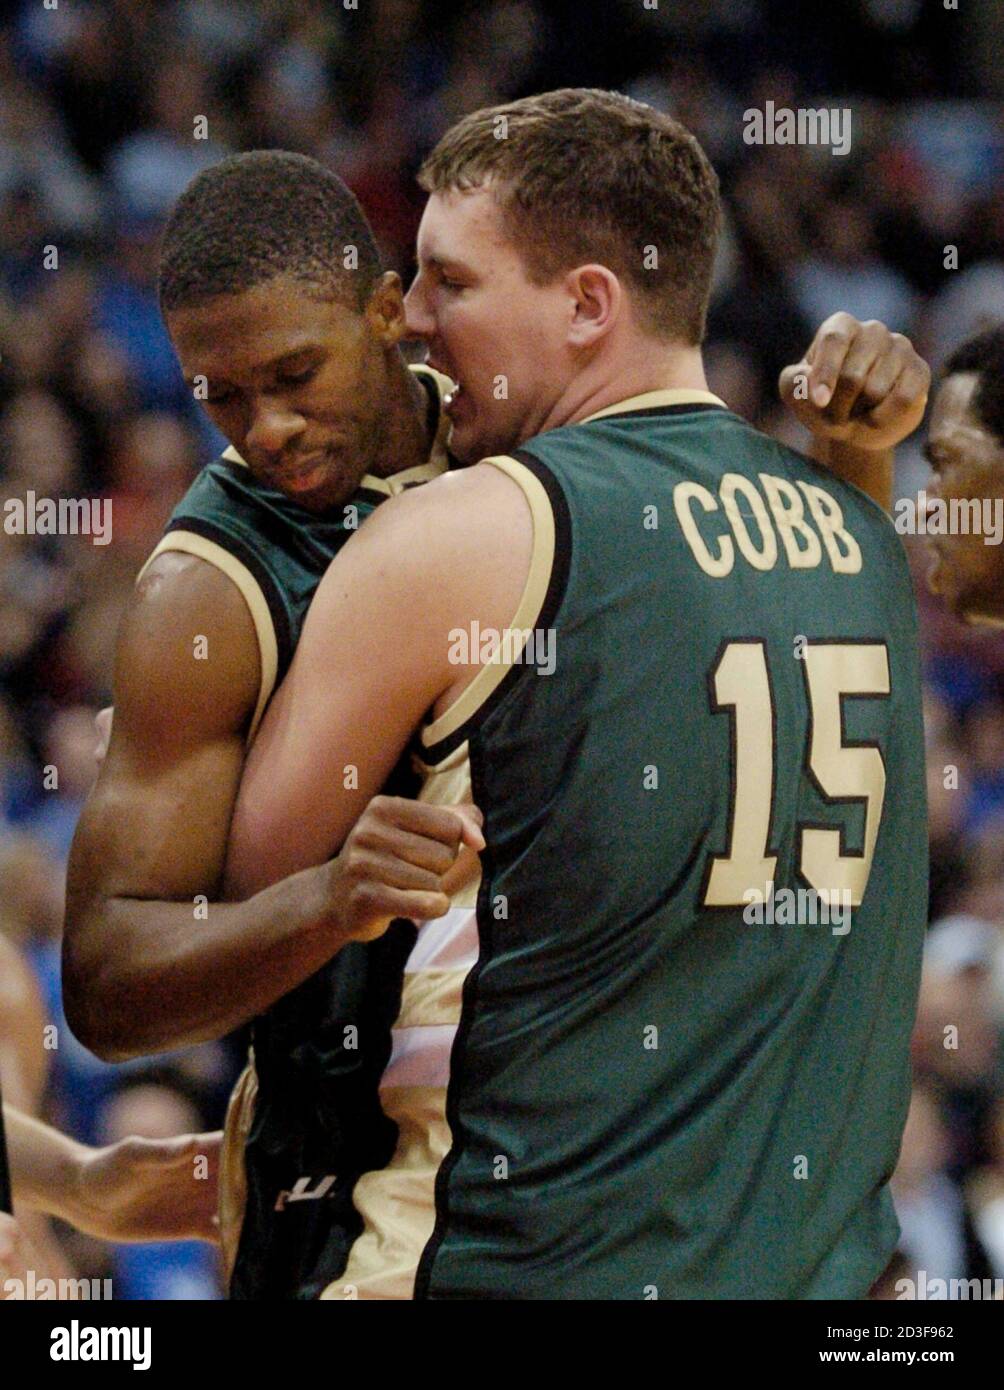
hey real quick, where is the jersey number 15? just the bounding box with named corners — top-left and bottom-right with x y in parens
top-left (703, 639), bottom-right (890, 909)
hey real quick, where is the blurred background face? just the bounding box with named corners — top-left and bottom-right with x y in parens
top-left (405, 186), bottom-right (572, 463)
top-left (924, 372), bottom-right (1004, 625)
top-left (166, 275), bottom-right (395, 512)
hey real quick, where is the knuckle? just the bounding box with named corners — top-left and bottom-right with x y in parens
top-left (350, 881), bottom-right (377, 911)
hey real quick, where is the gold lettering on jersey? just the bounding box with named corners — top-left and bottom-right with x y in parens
top-left (796, 482), bottom-right (862, 573)
top-left (674, 473), bottom-right (862, 577)
top-left (758, 473), bottom-right (822, 568)
top-left (720, 473), bottom-right (778, 571)
top-left (673, 482), bottom-right (734, 577)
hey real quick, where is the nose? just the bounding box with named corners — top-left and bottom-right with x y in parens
top-left (403, 276), bottom-right (434, 341)
top-left (245, 399), bottom-right (305, 456)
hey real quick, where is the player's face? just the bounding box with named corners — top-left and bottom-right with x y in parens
top-left (167, 275), bottom-right (399, 512)
top-left (404, 187), bottom-right (571, 463)
top-left (924, 372), bottom-right (1004, 626)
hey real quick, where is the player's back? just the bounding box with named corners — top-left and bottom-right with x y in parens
top-left (413, 389), bottom-right (928, 1299)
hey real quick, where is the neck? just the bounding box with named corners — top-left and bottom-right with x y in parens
top-left (368, 354), bottom-right (431, 478)
top-left (538, 340), bottom-right (711, 436)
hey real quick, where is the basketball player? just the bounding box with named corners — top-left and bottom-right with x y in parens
top-left (62, 152), bottom-right (482, 1299)
top-left (807, 321), bottom-right (1004, 626)
top-left (225, 90), bottom-right (933, 1299)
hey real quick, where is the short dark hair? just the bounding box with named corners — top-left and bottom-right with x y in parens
top-left (942, 324), bottom-right (1004, 447)
top-left (418, 88), bottom-right (722, 344)
top-left (159, 150), bottom-right (383, 313)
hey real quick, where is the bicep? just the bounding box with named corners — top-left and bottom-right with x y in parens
top-left (66, 556), bottom-right (262, 911)
top-left (224, 550), bottom-right (443, 894)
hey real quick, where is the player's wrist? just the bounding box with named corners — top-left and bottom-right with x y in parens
top-left (35, 1137), bottom-right (92, 1227)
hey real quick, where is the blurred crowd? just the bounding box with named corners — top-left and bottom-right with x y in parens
top-left (1, 0), bottom-right (1003, 1299)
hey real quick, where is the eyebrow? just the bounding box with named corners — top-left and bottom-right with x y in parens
top-left (185, 346), bottom-right (322, 390)
top-left (262, 345), bottom-right (324, 371)
top-left (422, 253), bottom-right (473, 276)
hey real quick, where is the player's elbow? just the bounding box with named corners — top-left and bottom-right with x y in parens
top-left (61, 911), bottom-right (143, 1063)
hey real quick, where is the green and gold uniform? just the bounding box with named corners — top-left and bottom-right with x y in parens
top-left (136, 365), bottom-right (453, 1299)
top-left (319, 388), bottom-right (927, 1300)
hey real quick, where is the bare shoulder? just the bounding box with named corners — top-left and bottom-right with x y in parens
top-left (347, 460), bottom-right (534, 570)
top-left (113, 551), bottom-right (261, 754)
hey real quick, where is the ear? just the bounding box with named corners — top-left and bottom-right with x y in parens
top-left (565, 264), bottom-right (622, 348)
top-left (365, 271), bottom-right (407, 346)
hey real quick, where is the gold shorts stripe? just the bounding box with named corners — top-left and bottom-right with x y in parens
top-left (218, 1055), bottom-right (258, 1283)
top-left (320, 1085), bottom-right (451, 1301)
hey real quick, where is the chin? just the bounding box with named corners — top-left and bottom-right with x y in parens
top-left (448, 413), bottom-right (521, 467)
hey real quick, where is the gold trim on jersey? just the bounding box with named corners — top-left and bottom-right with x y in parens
top-left (219, 1056), bottom-right (258, 1282)
top-left (420, 454), bottom-right (555, 750)
top-left (320, 742), bottom-right (480, 1301)
top-left (220, 363), bottom-right (456, 496)
top-left (135, 530), bottom-right (278, 741)
top-left (321, 1085), bottom-right (453, 1301)
top-left (581, 387), bottom-right (726, 423)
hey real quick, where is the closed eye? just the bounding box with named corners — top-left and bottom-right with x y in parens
top-left (276, 365), bottom-right (318, 388)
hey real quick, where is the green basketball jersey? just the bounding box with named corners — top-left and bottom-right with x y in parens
top-left (137, 364), bottom-right (454, 1300)
top-left (408, 388), bottom-right (928, 1300)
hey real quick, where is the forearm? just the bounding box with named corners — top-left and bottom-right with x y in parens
top-left (811, 437), bottom-right (894, 513)
top-left (6, 1107), bottom-right (86, 1220)
top-left (63, 866), bottom-right (336, 1061)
